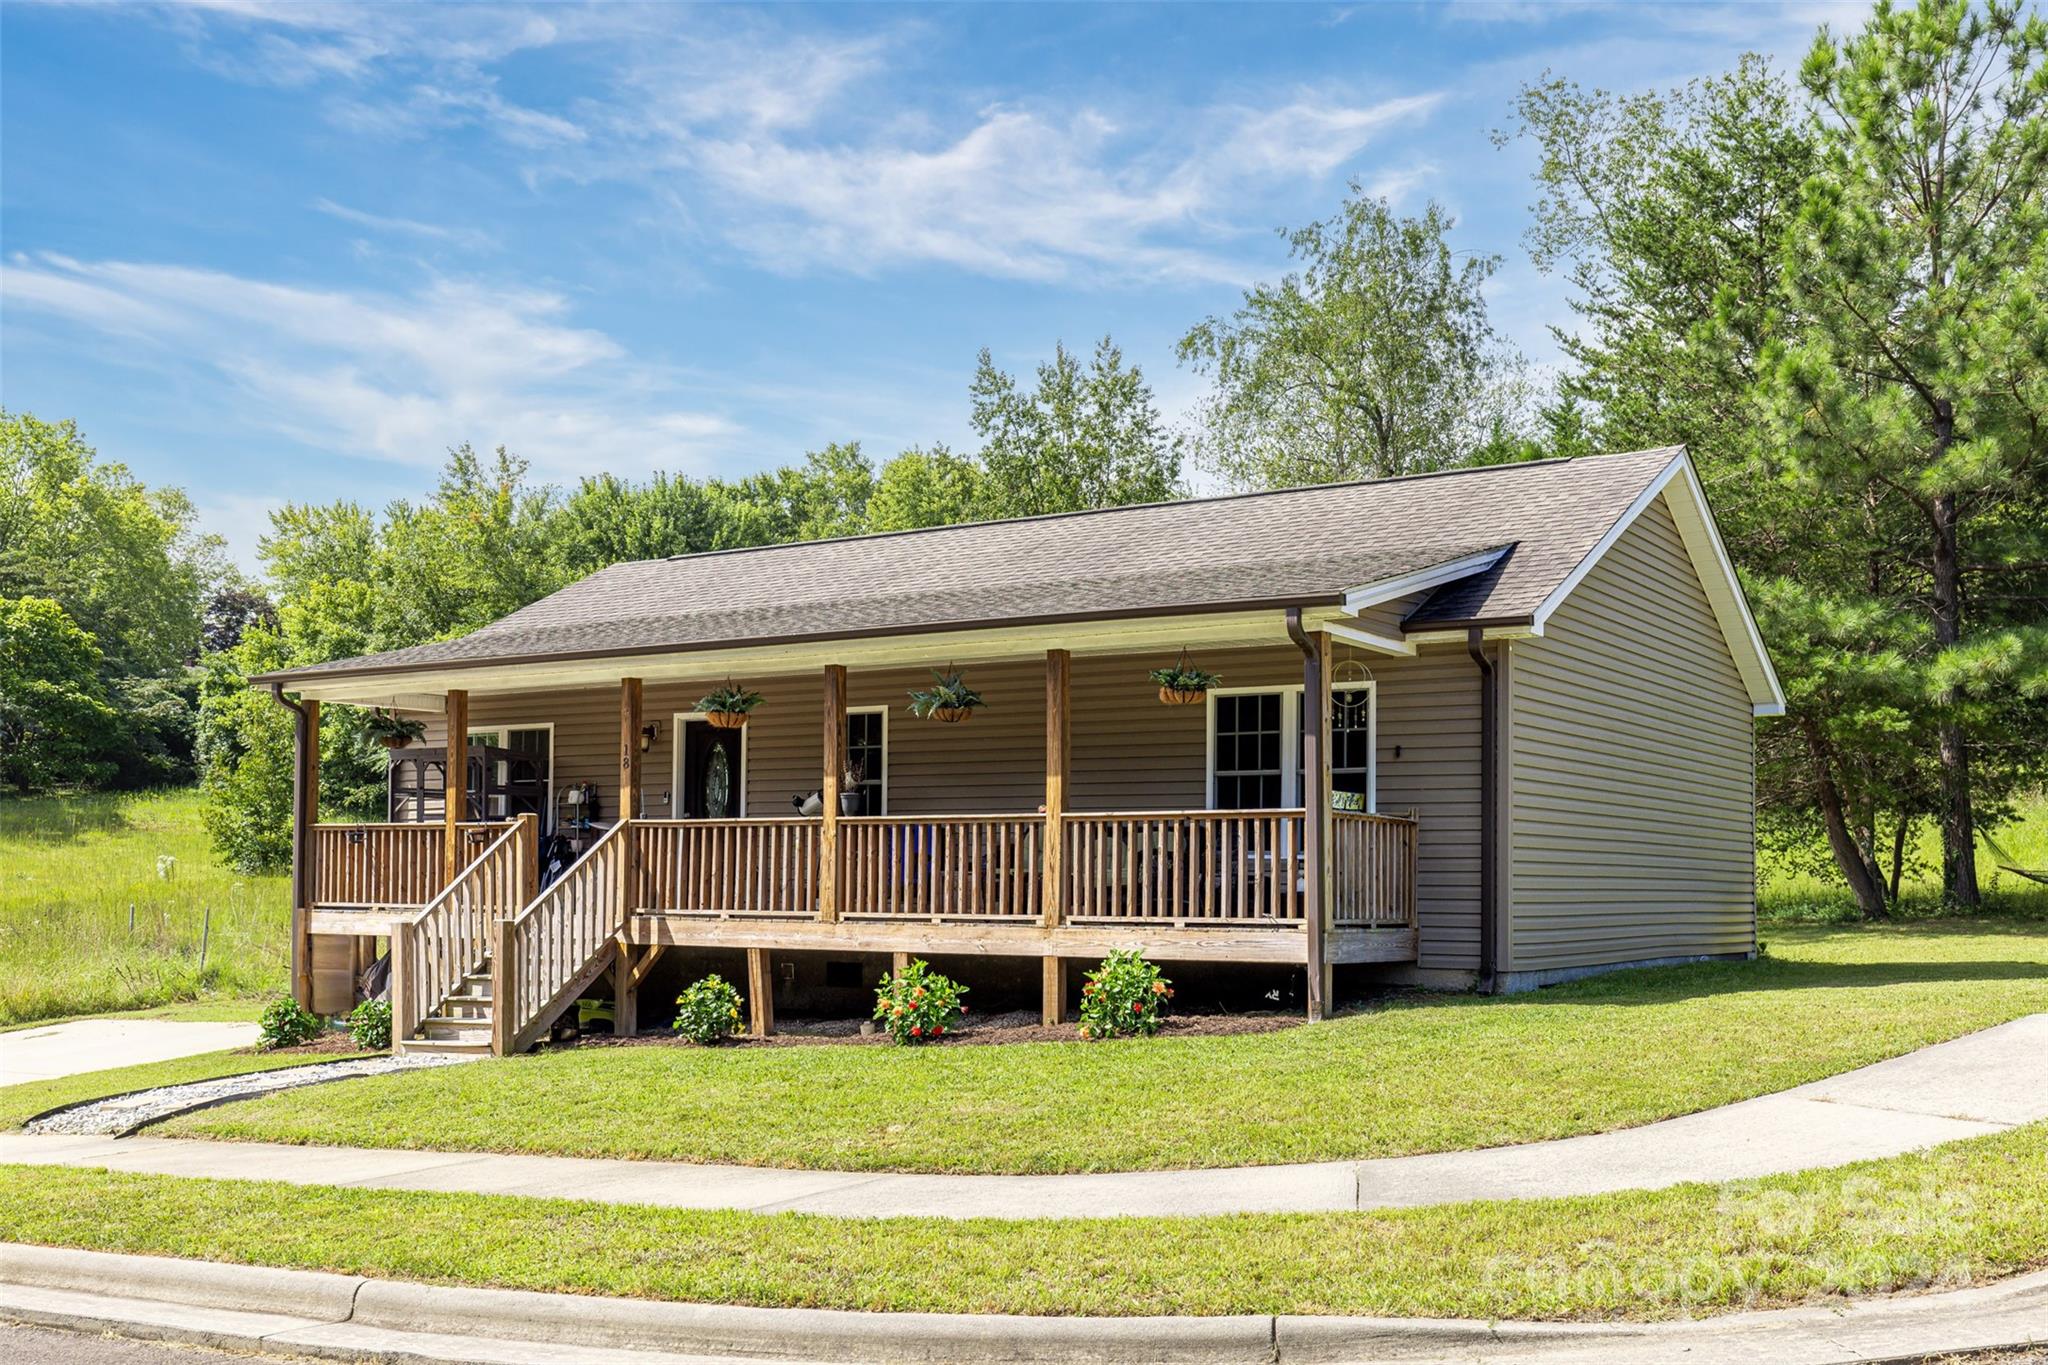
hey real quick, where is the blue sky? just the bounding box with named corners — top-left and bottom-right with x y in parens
top-left (1, 1), bottom-right (1854, 570)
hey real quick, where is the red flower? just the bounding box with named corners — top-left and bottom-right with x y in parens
top-left (933, 1025), bottom-right (945, 1036)
top-left (911, 1024), bottom-right (923, 1036)
top-left (959, 1004), bottom-right (968, 1013)
top-left (1132, 1001), bottom-right (1143, 1013)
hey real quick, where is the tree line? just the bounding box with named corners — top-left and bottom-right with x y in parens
top-left (3, 0), bottom-right (2041, 913)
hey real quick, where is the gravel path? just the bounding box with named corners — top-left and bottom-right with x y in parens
top-left (23, 1054), bottom-right (474, 1137)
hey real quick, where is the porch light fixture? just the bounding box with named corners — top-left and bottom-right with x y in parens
top-left (640, 720), bottom-right (660, 752)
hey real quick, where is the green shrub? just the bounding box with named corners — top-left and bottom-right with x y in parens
top-left (346, 998), bottom-right (391, 1050)
top-left (257, 995), bottom-right (321, 1050)
top-left (873, 959), bottom-right (967, 1044)
top-left (1078, 949), bottom-right (1171, 1039)
top-left (672, 973), bottom-right (745, 1045)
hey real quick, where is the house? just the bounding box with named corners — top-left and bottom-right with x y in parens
top-left (256, 445), bottom-right (1784, 1055)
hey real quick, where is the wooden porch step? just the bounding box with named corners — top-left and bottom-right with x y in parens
top-left (398, 1036), bottom-right (493, 1058)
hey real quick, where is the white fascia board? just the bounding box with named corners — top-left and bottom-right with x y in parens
top-left (1326, 621), bottom-right (1417, 656)
top-left (1531, 450), bottom-right (1786, 716)
top-left (1340, 546), bottom-right (1513, 615)
top-left (1402, 624), bottom-right (1543, 646)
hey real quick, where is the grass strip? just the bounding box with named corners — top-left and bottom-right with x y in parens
top-left (3, 1123), bottom-right (2043, 1320)
top-left (165, 921), bottom-right (2048, 1173)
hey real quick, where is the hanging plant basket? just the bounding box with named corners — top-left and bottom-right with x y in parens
top-left (362, 709), bottom-right (426, 751)
top-left (1148, 650), bottom-right (1221, 706)
top-left (908, 666), bottom-right (986, 723)
top-left (695, 681), bottom-right (763, 730)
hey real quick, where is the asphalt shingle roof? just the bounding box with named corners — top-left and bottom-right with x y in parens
top-left (268, 447), bottom-right (1681, 682)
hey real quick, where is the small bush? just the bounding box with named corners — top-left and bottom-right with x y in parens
top-left (873, 958), bottom-right (967, 1044)
top-left (346, 998), bottom-right (392, 1050)
top-left (1078, 949), bottom-right (1172, 1039)
top-left (673, 973), bottom-right (745, 1045)
top-left (257, 994), bottom-right (321, 1050)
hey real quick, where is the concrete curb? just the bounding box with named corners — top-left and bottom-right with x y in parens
top-left (3, 1243), bottom-right (2045, 1364)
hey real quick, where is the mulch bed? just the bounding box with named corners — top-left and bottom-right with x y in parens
top-left (232, 1033), bottom-right (368, 1057)
top-left (568, 1008), bottom-right (1303, 1051)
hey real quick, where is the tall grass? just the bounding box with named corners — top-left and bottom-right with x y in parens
top-left (1758, 790), bottom-right (2048, 923)
top-left (0, 788), bottom-right (289, 1025)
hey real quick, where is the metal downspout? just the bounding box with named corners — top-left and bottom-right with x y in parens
top-left (1467, 628), bottom-right (1500, 994)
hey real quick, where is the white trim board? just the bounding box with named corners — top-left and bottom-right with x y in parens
top-left (1528, 451), bottom-right (1786, 717)
top-left (1340, 546), bottom-right (1511, 616)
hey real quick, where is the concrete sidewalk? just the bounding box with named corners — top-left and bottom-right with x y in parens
top-left (0, 1020), bottom-right (260, 1088)
top-left (3, 1242), bottom-right (2044, 1364)
top-left (4, 1014), bottom-right (2043, 1220)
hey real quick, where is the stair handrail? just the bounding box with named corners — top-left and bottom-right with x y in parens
top-left (499, 819), bottom-right (631, 1055)
top-left (394, 816), bottom-right (533, 1044)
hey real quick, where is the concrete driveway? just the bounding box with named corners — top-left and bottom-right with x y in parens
top-left (0, 1020), bottom-right (259, 1088)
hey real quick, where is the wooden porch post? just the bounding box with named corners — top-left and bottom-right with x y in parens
top-left (291, 698), bottom-right (320, 1009)
top-left (441, 689), bottom-right (468, 888)
top-left (619, 678), bottom-right (644, 822)
top-left (1042, 649), bottom-right (1070, 927)
top-left (747, 948), bottom-right (775, 1036)
top-left (1042, 649), bottom-right (1070, 1024)
top-left (491, 919), bottom-right (515, 1056)
top-left (819, 664), bottom-right (847, 923)
top-left (613, 935), bottom-right (637, 1040)
top-left (1302, 631), bottom-right (1333, 1021)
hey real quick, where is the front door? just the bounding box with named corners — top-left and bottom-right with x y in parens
top-left (679, 719), bottom-right (743, 819)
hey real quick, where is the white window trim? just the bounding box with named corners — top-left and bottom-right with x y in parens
top-left (671, 711), bottom-right (749, 818)
top-left (846, 704), bottom-right (889, 815)
top-left (465, 721), bottom-right (555, 826)
top-left (1203, 682), bottom-right (1376, 813)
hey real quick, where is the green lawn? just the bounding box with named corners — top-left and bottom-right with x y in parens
top-left (0, 1047), bottom-right (366, 1130)
top-left (4, 1120), bottom-right (2041, 1319)
top-left (0, 788), bottom-right (288, 1025)
top-left (165, 920), bottom-right (2048, 1174)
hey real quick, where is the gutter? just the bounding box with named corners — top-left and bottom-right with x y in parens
top-left (248, 592), bottom-right (1353, 688)
top-left (1466, 628), bottom-right (1500, 994)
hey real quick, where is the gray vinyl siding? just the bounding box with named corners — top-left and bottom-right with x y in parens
top-left (415, 640), bottom-right (1485, 974)
top-left (1505, 494), bottom-right (1756, 973)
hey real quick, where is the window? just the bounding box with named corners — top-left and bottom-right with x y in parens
top-left (1205, 684), bottom-right (1375, 813)
top-left (465, 724), bottom-right (553, 824)
top-left (1212, 692), bottom-right (1287, 809)
top-left (1330, 682), bottom-right (1376, 811)
top-left (846, 709), bottom-right (886, 815)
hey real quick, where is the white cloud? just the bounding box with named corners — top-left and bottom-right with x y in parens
top-left (111, 1), bottom-right (1445, 286)
top-left (678, 90), bottom-right (1443, 284)
top-left (1, 253), bottom-right (739, 480)
top-left (312, 198), bottom-right (497, 250)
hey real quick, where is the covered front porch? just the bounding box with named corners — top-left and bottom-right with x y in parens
top-left (285, 607), bottom-right (1470, 1052)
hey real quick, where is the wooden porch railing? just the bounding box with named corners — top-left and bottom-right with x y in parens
top-left (618, 810), bottom-right (1417, 931)
top-left (311, 821), bottom-right (511, 909)
top-left (1332, 810), bottom-right (1416, 926)
top-left (631, 819), bottom-right (820, 917)
top-left (839, 815), bottom-right (1042, 920)
top-left (501, 820), bottom-right (630, 1053)
top-left (394, 818), bottom-right (531, 1042)
top-left (1063, 810), bottom-right (1306, 923)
